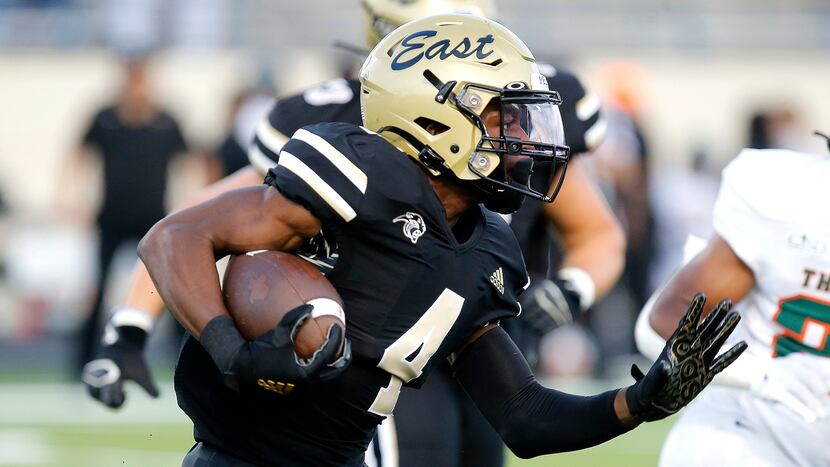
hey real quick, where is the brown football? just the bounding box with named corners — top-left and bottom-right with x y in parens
top-left (222, 250), bottom-right (345, 359)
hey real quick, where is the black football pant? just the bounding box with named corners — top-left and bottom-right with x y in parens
top-left (182, 442), bottom-right (259, 467)
top-left (182, 442), bottom-right (371, 467)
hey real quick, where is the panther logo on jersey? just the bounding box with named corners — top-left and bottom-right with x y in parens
top-left (393, 212), bottom-right (427, 244)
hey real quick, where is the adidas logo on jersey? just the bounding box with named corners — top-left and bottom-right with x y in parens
top-left (490, 267), bottom-right (505, 294)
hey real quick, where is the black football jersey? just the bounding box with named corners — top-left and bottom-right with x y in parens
top-left (539, 63), bottom-right (605, 156)
top-left (175, 122), bottom-right (528, 466)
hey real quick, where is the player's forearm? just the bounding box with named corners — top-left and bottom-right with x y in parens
top-left (560, 222), bottom-right (625, 299)
top-left (138, 218), bottom-right (229, 337)
top-left (454, 327), bottom-right (633, 458)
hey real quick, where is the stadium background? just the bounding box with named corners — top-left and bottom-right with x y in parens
top-left (0, 1), bottom-right (828, 465)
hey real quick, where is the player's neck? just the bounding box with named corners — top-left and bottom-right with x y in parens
top-left (425, 174), bottom-right (478, 225)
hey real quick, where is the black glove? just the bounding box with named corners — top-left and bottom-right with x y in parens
top-left (82, 309), bottom-right (159, 409)
top-left (519, 277), bottom-right (582, 335)
top-left (625, 293), bottom-right (747, 422)
top-left (200, 304), bottom-right (351, 393)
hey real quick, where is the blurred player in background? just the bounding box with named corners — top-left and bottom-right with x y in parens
top-left (82, 1), bottom-right (624, 465)
top-left (635, 142), bottom-right (830, 466)
top-left (138, 13), bottom-right (745, 466)
top-left (213, 84), bottom-right (275, 177)
top-left (61, 54), bottom-right (192, 376)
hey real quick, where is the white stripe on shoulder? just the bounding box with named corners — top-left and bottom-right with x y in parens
top-left (256, 120), bottom-right (290, 154)
top-left (248, 145), bottom-right (277, 176)
top-left (293, 128), bottom-right (368, 194)
top-left (278, 151), bottom-right (357, 222)
top-left (359, 126), bottom-right (378, 135)
top-left (576, 92), bottom-right (601, 121)
top-left (584, 117), bottom-right (608, 152)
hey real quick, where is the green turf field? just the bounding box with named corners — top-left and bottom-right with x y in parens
top-left (0, 382), bottom-right (674, 466)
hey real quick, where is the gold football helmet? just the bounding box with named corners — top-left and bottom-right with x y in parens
top-left (361, 0), bottom-right (497, 50)
top-left (360, 14), bottom-right (570, 212)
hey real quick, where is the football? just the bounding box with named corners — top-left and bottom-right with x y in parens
top-left (222, 250), bottom-right (345, 359)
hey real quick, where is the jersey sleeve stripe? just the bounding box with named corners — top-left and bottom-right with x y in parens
top-left (248, 145), bottom-right (278, 176)
top-left (584, 118), bottom-right (608, 152)
top-left (294, 128), bottom-right (368, 194)
top-left (576, 93), bottom-right (601, 121)
top-left (278, 151), bottom-right (357, 222)
top-left (256, 120), bottom-right (290, 155)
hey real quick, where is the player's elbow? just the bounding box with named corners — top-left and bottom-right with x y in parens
top-left (607, 218), bottom-right (627, 260)
top-left (649, 301), bottom-right (680, 340)
top-left (498, 413), bottom-right (547, 459)
top-left (504, 439), bottom-right (538, 459)
top-left (138, 217), bottom-right (187, 266)
top-left (502, 427), bottom-right (544, 459)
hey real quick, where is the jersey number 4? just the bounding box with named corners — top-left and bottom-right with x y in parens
top-left (368, 289), bottom-right (465, 417)
top-left (772, 294), bottom-right (830, 358)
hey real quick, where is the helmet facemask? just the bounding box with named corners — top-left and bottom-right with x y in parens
top-left (453, 82), bottom-right (571, 213)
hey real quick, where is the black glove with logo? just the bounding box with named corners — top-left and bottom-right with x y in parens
top-left (519, 277), bottom-right (583, 334)
top-left (200, 304), bottom-right (351, 393)
top-left (82, 308), bottom-right (159, 409)
top-left (625, 293), bottom-right (747, 422)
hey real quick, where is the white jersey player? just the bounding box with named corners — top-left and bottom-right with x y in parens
top-left (635, 147), bottom-right (830, 466)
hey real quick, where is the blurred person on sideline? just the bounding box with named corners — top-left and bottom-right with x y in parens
top-left (60, 54), bottom-right (191, 376)
top-left (635, 140), bottom-right (830, 466)
top-left (82, 3), bottom-right (624, 467)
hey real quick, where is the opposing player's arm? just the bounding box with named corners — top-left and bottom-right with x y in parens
top-left (139, 185), bottom-right (320, 336)
top-left (636, 235), bottom-right (830, 422)
top-left (648, 235), bottom-right (755, 340)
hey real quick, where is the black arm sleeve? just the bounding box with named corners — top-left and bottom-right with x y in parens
top-left (452, 326), bottom-right (632, 459)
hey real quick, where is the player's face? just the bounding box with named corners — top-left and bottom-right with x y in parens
top-left (482, 101), bottom-right (529, 141)
top-left (481, 101), bottom-right (531, 181)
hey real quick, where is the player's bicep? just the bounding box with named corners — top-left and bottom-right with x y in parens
top-left (650, 234), bottom-right (755, 339)
top-left (177, 184), bottom-right (321, 256)
top-left (453, 322), bottom-right (500, 358)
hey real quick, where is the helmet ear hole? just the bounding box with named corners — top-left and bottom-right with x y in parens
top-left (415, 117), bottom-right (450, 136)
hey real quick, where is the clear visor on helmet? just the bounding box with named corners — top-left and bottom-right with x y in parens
top-left (457, 84), bottom-right (571, 203)
top-left (502, 99), bottom-right (565, 148)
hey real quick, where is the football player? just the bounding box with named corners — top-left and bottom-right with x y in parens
top-left (634, 146), bottom-right (830, 466)
top-left (138, 14), bottom-right (745, 466)
top-left (81, 0), bottom-right (499, 410)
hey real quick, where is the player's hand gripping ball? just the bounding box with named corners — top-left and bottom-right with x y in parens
top-left (626, 293), bottom-right (748, 421)
top-left (223, 250), bottom-right (346, 360)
